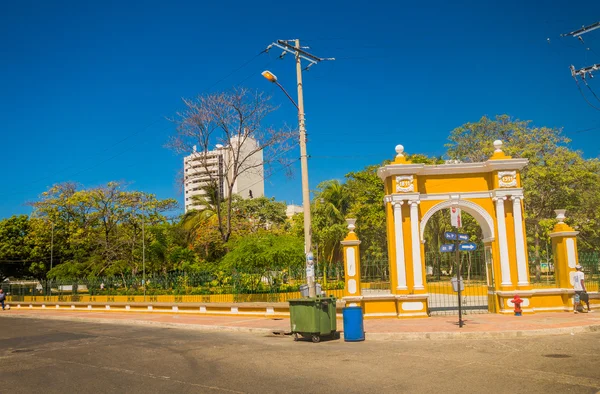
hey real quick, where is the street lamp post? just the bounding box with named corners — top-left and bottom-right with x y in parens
top-left (50, 221), bottom-right (54, 272)
top-left (262, 63), bottom-right (316, 297)
top-left (134, 196), bottom-right (147, 301)
top-left (141, 198), bottom-right (146, 302)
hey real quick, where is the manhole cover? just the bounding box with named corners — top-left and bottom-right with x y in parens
top-left (543, 354), bottom-right (572, 359)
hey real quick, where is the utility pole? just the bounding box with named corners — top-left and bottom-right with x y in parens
top-left (264, 39), bottom-right (334, 298)
top-left (294, 38), bottom-right (315, 297)
top-left (571, 64), bottom-right (600, 79)
top-left (561, 21), bottom-right (600, 41)
top-left (562, 21), bottom-right (600, 110)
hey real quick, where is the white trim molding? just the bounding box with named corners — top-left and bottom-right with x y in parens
top-left (419, 199), bottom-right (495, 242)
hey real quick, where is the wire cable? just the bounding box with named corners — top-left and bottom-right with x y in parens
top-left (574, 78), bottom-right (600, 111)
top-left (204, 50), bottom-right (267, 91)
top-left (582, 77), bottom-right (600, 103)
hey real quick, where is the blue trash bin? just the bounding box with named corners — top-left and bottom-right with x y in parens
top-left (342, 306), bottom-right (365, 342)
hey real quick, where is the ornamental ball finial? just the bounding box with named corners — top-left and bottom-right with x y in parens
top-left (493, 140), bottom-right (503, 152)
top-left (395, 144), bottom-right (404, 157)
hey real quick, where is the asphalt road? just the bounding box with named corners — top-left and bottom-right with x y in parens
top-left (1, 317), bottom-right (600, 394)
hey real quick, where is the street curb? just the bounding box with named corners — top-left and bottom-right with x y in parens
top-left (3, 312), bottom-right (600, 341)
top-left (0, 313), bottom-right (276, 336)
top-left (364, 324), bottom-right (600, 341)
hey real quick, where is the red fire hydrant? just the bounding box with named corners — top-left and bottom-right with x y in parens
top-left (512, 295), bottom-right (523, 316)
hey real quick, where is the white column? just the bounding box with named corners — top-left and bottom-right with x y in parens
top-left (393, 201), bottom-right (407, 290)
top-left (512, 196), bottom-right (528, 286)
top-left (494, 197), bottom-right (512, 286)
top-left (409, 201), bottom-right (424, 290)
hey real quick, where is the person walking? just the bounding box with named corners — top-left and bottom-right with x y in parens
top-left (573, 265), bottom-right (593, 313)
top-left (0, 289), bottom-right (6, 310)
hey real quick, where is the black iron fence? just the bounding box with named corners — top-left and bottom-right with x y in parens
top-left (425, 251), bottom-right (489, 315)
top-left (3, 263), bottom-right (345, 304)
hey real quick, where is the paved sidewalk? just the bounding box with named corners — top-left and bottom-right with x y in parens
top-left (3, 308), bottom-right (600, 340)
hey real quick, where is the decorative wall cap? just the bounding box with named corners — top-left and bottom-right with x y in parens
top-left (496, 288), bottom-right (573, 296)
top-left (548, 230), bottom-right (579, 238)
top-left (489, 140), bottom-right (512, 160)
top-left (395, 294), bottom-right (429, 301)
top-left (393, 145), bottom-right (412, 164)
top-left (340, 240), bottom-right (361, 246)
top-left (377, 157), bottom-right (528, 180)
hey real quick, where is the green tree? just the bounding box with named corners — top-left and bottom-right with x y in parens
top-left (222, 233), bottom-right (304, 271)
top-left (234, 196), bottom-right (287, 233)
top-left (445, 114), bottom-right (600, 279)
top-left (168, 88), bottom-right (297, 244)
top-left (29, 182), bottom-right (177, 279)
top-left (344, 165), bottom-right (387, 261)
top-left (312, 180), bottom-right (352, 283)
top-left (0, 215), bottom-right (32, 279)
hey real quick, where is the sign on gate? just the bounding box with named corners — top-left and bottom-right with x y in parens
top-left (450, 207), bottom-right (462, 228)
top-left (444, 232), bottom-right (457, 240)
top-left (458, 242), bottom-right (477, 251)
top-left (440, 244), bottom-right (455, 252)
top-left (444, 232), bottom-right (469, 241)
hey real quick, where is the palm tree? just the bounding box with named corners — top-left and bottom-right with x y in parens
top-left (313, 180), bottom-right (352, 285)
top-left (180, 182), bottom-right (221, 243)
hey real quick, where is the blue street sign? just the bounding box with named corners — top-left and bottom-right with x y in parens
top-left (444, 232), bottom-right (469, 241)
top-left (444, 232), bottom-right (457, 240)
top-left (458, 242), bottom-right (477, 251)
top-left (440, 244), bottom-right (455, 252)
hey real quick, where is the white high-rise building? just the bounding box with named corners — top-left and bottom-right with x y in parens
top-left (184, 136), bottom-right (264, 212)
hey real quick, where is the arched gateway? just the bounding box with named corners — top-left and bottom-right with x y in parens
top-left (342, 140), bottom-right (585, 318)
top-left (343, 140), bottom-right (535, 318)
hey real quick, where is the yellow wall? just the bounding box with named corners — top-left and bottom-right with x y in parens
top-left (418, 173), bottom-right (492, 194)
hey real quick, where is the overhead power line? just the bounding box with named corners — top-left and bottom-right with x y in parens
top-left (562, 21), bottom-right (600, 111)
top-left (561, 21), bottom-right (600, 41)
top-left (570, 63), bottom-right (600, 79)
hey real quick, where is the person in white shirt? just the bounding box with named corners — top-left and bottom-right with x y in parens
top-left (573, 265), bottom-right (592, 313)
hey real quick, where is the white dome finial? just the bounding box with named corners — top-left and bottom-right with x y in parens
top-left (346, 218), bottom-right (356, 232)
top-left (555, 209), bottom-right (566, 224)
top-left (395, 144), bottom-right (405, 158)
top-left (493, 140), bottom-right (503, 152)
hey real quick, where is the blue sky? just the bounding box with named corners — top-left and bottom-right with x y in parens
top-left (1, 0), bottom-right (600, 218)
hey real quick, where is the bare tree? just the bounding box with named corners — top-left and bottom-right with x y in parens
top-left (167, 87), bottom-right (297, 243)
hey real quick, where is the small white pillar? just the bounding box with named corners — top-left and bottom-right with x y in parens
top-left (393, 201), bottom-right (408, 290)
top-left (494, 197), bottom-right (512, 286)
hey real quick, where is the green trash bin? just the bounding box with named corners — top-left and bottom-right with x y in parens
top-left (289, 296), bottom-right (337, 343)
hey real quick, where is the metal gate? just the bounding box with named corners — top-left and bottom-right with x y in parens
top-left (425, 250), bottom-right (489, 315)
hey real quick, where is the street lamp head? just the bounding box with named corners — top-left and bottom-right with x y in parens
top-left (261, 70), bottom-right (278, 83)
